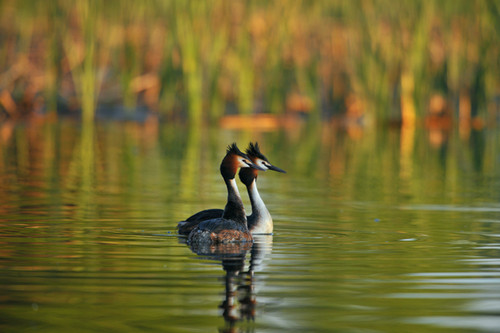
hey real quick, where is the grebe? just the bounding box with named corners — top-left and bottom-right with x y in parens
top-left (178, 142), bottom-right (285, 235)
top-left (187, 143), bottom-right (265, 245)
top-left (240, 142), bottom-right (285, 233)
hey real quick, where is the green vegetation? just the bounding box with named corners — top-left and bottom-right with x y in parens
top-left (0, 0), bottom-right (498, 126)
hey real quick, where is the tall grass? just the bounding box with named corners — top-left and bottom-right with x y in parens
top-left (0, 0), bottom-right (498, 127)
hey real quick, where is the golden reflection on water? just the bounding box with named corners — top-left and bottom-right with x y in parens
top-left (0, 119), bottom-right (499, 219)
top-left (1, 119), bottom-right (500, 332)
top-left (179, 124), bottom-right (201, 200)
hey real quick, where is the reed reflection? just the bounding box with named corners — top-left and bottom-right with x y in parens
top-left (188, 236), bottom-right (273, 332)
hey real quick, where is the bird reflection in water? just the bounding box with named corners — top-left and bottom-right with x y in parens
top-left (188, 235), bottom-right (272, 332)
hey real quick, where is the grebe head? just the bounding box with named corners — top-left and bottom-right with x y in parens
top-left (221, 143), bottom-right (265, 179)
top-left (239, 142), bottom-right (286, 186)
top-left (246, 142), bottom-right (286, 173)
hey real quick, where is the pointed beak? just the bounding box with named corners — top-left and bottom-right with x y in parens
top-left (267, 164), bottom-right (286, 173)
top-left (244, 160), bottom-right (266, 171)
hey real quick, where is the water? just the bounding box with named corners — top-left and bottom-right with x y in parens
top-left (1, 121), bottom-right (500, 332)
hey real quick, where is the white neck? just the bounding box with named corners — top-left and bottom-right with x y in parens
top-left (247, 180), bottom-right (273, 234)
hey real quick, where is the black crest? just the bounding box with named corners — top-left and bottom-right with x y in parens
top-left (246, 142), bottom-right (268, 161)
top-left (226, 143), bottom-right (247, 158)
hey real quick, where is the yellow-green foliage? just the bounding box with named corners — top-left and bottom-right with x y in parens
top-left (0, 0), bottom-right (498, 124)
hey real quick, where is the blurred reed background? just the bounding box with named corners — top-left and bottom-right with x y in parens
top-left (0, 0), bottom-right (499, 128)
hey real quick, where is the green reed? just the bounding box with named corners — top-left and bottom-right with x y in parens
top-left (0, 0), bottom-right (498, 126)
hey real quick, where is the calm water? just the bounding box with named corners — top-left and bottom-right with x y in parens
top-left (1, 121), bottom-right (500, 332)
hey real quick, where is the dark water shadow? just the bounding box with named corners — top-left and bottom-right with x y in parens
top-left (188, 236), bottom-right (273, 332)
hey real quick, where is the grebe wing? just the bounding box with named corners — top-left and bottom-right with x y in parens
top-left (196, 218), bottom-right (248, 233)
top-left (177, 208), bottom-right (223, 235)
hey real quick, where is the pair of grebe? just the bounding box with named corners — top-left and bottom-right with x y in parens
top-left (178, 142), bottom-right (285, 244)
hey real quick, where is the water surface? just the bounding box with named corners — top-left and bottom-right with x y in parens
top-left (1, 121), bottom-right (500, 332)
